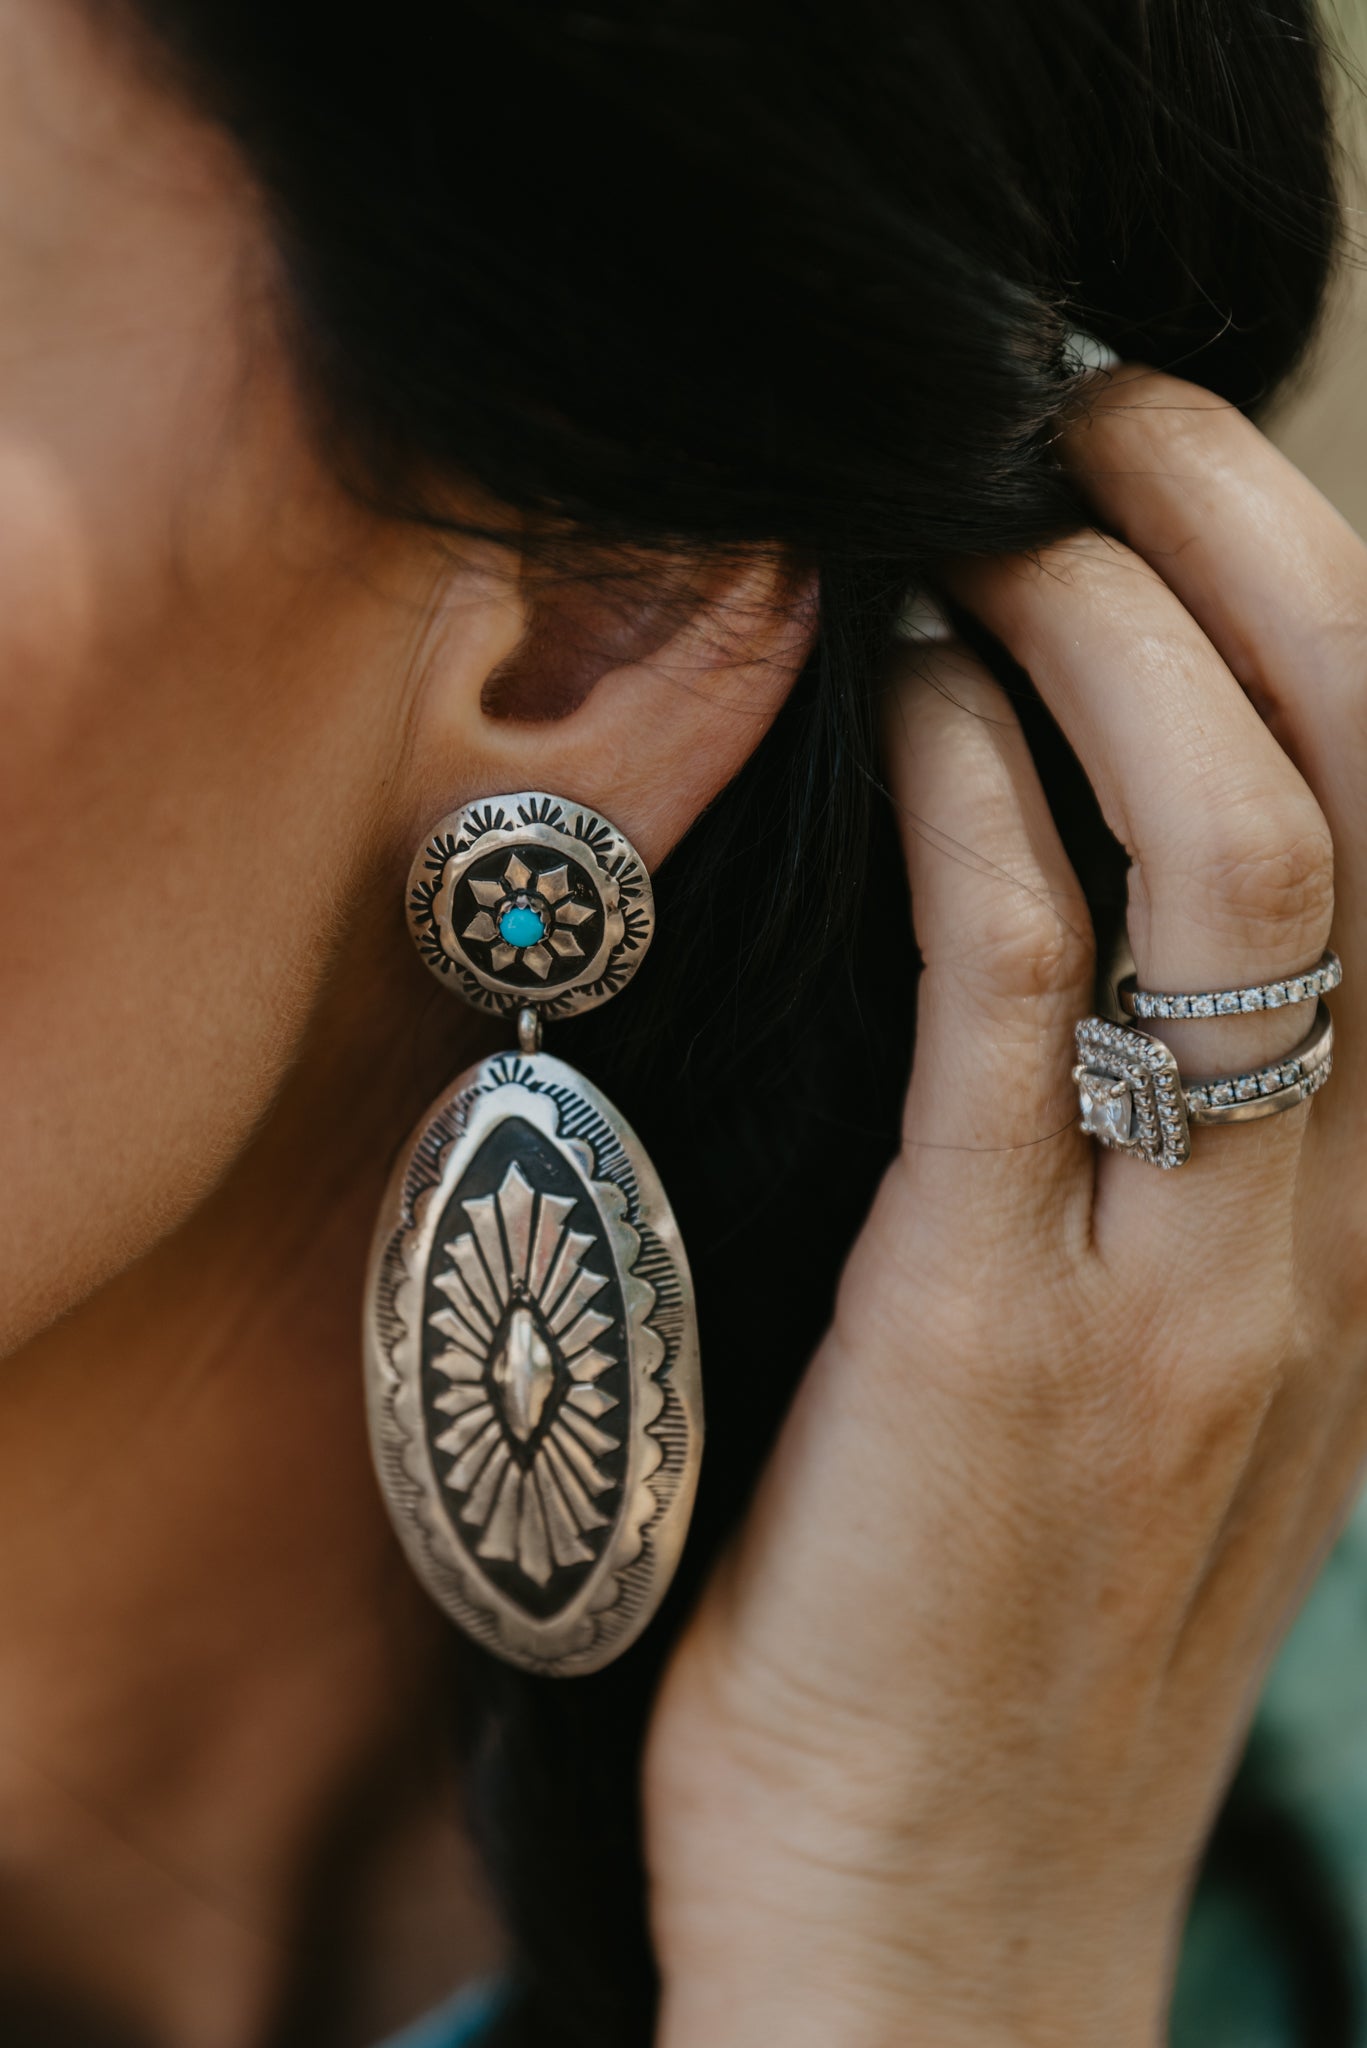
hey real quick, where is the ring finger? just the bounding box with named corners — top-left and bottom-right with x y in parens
top-left (1058, 370), bottom-right (1364, 1158)
top-left (948, 533), bottom-right (1334, 1237)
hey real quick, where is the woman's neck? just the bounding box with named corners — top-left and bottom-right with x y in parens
top-left (0, 921), bottom-right (506, 2048)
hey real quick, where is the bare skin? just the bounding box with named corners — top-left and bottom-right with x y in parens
top-left (647, 386), bottom-right (1367, 2045)
top-left (7, 6), bottom-right (1367, 2048)
top-left (0, 5), bottom-right (802, 2043)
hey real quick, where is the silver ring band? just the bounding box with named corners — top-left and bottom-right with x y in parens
top-left (1074, 1000), bottom-right (1335, 1169)
top-left (1185, 1000), bottom-right (1334, 1121)
top-left (1117, 949), bottom-right (1341, 1021)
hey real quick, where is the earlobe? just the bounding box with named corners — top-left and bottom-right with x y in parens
top-left (451, 553), bottom-right (817, 871)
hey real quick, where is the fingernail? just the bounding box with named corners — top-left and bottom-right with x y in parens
top-left (893, 590), bottom-right (955, 644)
top-left (1064, 328), bottom-right (1121, 374)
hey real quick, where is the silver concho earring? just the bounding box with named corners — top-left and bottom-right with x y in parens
top-left (364, 793), bottom-right (702, 1675)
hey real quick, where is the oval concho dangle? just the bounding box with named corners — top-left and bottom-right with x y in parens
top-left (364, 793), bottom-right (702, 1676)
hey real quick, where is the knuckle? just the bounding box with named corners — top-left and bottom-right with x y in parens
top-left (1174, 791), bottom-right (1334, 946)
top-left (1155, 1353), bottom-right (1281, 1473)
top-left (1121, 1286), bottom-right (1306, 1468)
top-left (1089, 1345), bottom-right (1283, 1548)
top-left (952, 887), bottom-right (1094, 1008)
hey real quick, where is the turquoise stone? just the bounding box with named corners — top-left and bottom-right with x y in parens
top-left (499, 904), bottom-right (546, 948)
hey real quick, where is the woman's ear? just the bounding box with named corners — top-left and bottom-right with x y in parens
top-left (402, 550), bottom-right (817, 868)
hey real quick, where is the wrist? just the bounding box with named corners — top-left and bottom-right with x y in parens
top-left (646, 1572), bottom-right (1182, 2048)
top-left (654, 1924), bottom-right (1017, 2048)
top-left (655, 1936), bottom-right (1165, 2048)
top-left (650, 1801), bottom-right (1172, 2048)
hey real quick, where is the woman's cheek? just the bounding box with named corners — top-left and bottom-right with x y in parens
top-left (0, 510), bottom-right (314, 1351)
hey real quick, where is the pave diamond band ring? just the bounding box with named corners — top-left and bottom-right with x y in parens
top-left (1117, 948), bottom-right (1341, 1022)
top-left (1073, 1000), bottom-right (1336, 1170)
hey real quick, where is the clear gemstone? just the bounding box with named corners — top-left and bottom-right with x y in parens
top-left (1284, 978), bottom-right (1305, 1002)
top-left (1217, 992), bottom-right (1241, 1014)
top-left (1281, 1064), bottom-right (1301, 1087)
top-left (1078, 1072), bottom-right (1133, 1144)
top-left (1240, 990), bottom-right (1264, 1011)
top-left (1193, 995), bottom-right (1216, 1016)
top-left (1265, 984), bottom-right (1287, 1008)
top-left (1211, 1083), bottom-right (1235, 1104)
top-left (1170, 996), bottom-right (1192, 1018)
top-left (1235, 1076), bottom-right (1260, 1100)
top-left (1259, 1072), bottom-right (1282, 1094)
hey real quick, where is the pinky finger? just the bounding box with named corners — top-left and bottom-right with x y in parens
top-left (883, 639), bottom-right (1096, 1229)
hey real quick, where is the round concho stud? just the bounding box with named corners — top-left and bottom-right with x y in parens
top-left (408, 793), bottom-right (655, 1021)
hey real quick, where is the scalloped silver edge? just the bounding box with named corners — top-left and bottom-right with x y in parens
top-left (364, 1050), bottom-right (700, 1675)
top-left (406, 792), bottom-right (655, 1020)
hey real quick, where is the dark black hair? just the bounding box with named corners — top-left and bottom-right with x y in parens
top-left (110, 3), bottom-right (1343, 2043)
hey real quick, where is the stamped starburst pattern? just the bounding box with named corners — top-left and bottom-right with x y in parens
top-left (458, 853), bottom-right (596, 982)
top-left (426, 1159), bottom-right (623, 1589)
top-left (405, 793), bottom-right (656, 1020)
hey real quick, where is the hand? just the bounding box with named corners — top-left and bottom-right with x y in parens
top-left (642, 372), bottom-right (1367, 2048)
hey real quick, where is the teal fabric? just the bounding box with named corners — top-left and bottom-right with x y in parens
top-left (1172, 1481), bottom-right (1367, 2042)
top-left (380, 1979), bottom-right (507, 2048)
